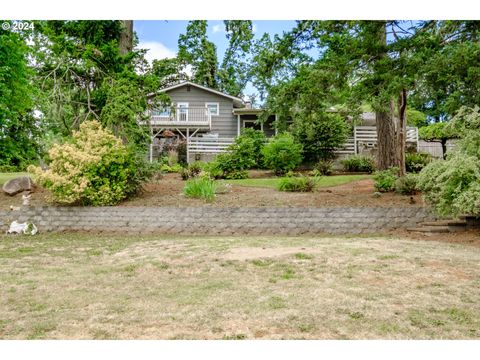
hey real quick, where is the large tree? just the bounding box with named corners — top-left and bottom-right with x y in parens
top-left (0, 25), bottom-right (39, 168)
top-left (217, 20), bottom-right (254, 97)
top-left (251, 20), bottom-right (439, 173)
top-left (32, 20), bottom-right (162, 150)
top-left (178, 21), bottom-right (218, 89)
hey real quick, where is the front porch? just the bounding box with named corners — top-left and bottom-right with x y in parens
top-left (233, 108), bottom-right (277, 137)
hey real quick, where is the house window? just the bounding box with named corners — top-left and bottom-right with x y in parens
top-left (152, 107), bottom-right (171, 117)
top-left (205, 102), bottom-right (219, 116)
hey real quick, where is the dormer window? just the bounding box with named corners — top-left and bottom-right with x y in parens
top-left (206, 102), bottom-right (219, 116)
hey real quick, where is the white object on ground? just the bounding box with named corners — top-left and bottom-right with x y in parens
top-left (6, 221), bottom-right (38, 235)
top-left (22, 194), bottom-right (31, 206)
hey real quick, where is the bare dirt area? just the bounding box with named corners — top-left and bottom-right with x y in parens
top-left (121, 173), bottom-right (424, 208)
top-left (0, 233), bottom-right (478, 339)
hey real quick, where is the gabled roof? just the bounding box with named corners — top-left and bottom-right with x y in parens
top-left (158, 81), bottom-right (244, 108)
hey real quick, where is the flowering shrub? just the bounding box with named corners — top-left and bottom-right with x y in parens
top-left (29, 121), bottom-right (151, 205)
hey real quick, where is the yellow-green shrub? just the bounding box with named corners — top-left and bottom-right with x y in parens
top-left (28, 121), bottom-right (148, 206)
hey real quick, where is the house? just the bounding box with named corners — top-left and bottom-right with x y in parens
top-left (146, 81), bottom-right (277, 163)
top-left (146, 81), bottom-right (419, 163)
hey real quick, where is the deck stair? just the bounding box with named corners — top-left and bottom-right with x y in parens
top-left (407, 219), bottom-right (467, 234)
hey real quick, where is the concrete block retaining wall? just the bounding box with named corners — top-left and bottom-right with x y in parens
top-left (0, 206), bottom-right (435, 235)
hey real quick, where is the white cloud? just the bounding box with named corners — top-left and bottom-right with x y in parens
top-left (212, 24), bottom-right (224, 34)
top-left (137, 41), bottom-right (176, 64)
top-left (252, 23), bottom-right (257, 33)
top-left (182, 64), bottom-right (193, 78)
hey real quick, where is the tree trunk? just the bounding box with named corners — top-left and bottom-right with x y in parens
top-left (441, 139), bottom-right (448, 159)
top-left (397, 88), bottom-right (407, 176)
top-left (119, 20), bottom-right (133, 55)
top-left (376, 104), bottom-right (397, 170)
top-left (374, 22), bottom-right (397, 170)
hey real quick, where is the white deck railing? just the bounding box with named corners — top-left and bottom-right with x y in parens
top-left (185, 126), bottom-right (419, 158)
top-left (188, 137), bottom-right (235, 153)
top-left (148, 107), bottom-right (211, 127)
top-left (334, 126), bottom-right (419, 155)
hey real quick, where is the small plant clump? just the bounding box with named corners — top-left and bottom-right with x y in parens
top-left (373, 167), bottom-right (399, 192)
top-left (341, 155), bottom-right (375, 173)
top-left (314, 159), bottom-right (334, 175)
top-left (395, 174), bottom-right (419, 195)
top-left (405, 152), bottom-right (432, 173)
top-left (278, 175), bottom-right (319, 192)
top-left (183, 177), bottom-right (217, 202)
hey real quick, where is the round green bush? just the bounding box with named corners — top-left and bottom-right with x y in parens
top-left (261, 133), bottom-right (303, 175)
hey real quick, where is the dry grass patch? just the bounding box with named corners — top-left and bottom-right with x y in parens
top-left (0, 233), bottom-right (479, 339)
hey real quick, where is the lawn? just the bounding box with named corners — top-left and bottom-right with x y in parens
top-left (0, 172), bottom-right (29, 186)
top-left (0, 233), bottom-right (478, 339)
top-left (224, 175), bottom-right (371, 189)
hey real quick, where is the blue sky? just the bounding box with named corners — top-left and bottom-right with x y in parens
top-left (134, 20), bottom-right (298, 63)
top-left (134, 20), bottom-right (299, 96)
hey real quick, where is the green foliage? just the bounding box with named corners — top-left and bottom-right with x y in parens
top-left (180, 168), bottom-right (190, 181)
top-left (0, 27), bottom-right (40, 168)
top-left (160, 164), bottom-right (183, 173)
top-left (314, 160), bottom-right (334, 176)
top-left (419, 122), bottom-right (455, 141)
top-left (188, 161), bottom-right (205, 177)
top-left (28, 121), bottom-right (151, 205)
top-left (410, 33), bottom-right (480, 120)
top-left (0, 165), bottom-right (27, 173)
top-left (417, 155), bottom-right (480, 216)
top-left (99, 77), bottom-right (151, 149)
top-left (405, 152), bottom-right (432, 173)
top-left (395, 174), bottom-right (419, 195)
top-left (373, 167), bottom-right (399, 193)
top-left (234, 128), bottom-right (267, 168)
top-left (33, 20), bottom-right (163, 150)
top-left (278, 176), bottom-right (319, 192)
top-left (406, 108), bottom-right (428, 128)
top-left (417, 106), bottom-right (480, 216)
top-left (341, 156), bottom-right (375, 173)
top-left (292, 111), bottom-right (349, 162)
top-left (183, 177), bottom-right (216, 202)
top-left (202, 161), bottom-right (225, 180)
top-left (206, 130), bottom-right (265, 179)
top-left (218, 21), bottom-right (254, 97)
top-left (178, 21), bottom-right (218, 89)
top-left (261, 133), bottom-right (303, 175)
top-left (210, 152), bottom-right (249, 180)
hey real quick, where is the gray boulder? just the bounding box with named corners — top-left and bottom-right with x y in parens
top-left (2, 176), bottom-right (35, 196)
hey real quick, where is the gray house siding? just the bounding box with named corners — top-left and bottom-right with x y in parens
top-left (165, 86), bottom-right (237, 137)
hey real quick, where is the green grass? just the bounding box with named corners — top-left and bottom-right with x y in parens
top-left (224, 175), bottom-right (371, 189)
top-left (0, 172), bottom-right (30, 185)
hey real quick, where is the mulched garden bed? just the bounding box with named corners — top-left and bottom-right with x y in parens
top-left (1, 173), bottom-right (424, 210)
